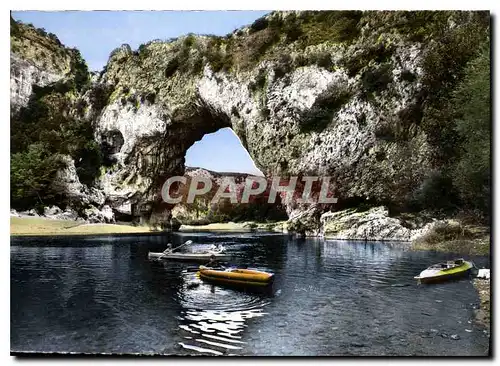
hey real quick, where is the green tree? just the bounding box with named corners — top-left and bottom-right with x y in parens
top-left (10, 143), bottom-right (62, 209)
top-left (452, 42), bottom-right (491, 214)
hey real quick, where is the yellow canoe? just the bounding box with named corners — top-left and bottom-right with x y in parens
top-left (414, 259), bottom-right (475, 284)
top-left (199, 266), bottom-right (274, 287)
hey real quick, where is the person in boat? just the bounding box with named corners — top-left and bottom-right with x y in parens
top-left (209, 244), bottom-right (226, 254)
top-left (205, 254), bottom-right (225, 269)
top-left (163, 244), bottom-right (173, 254)
top-left (206, 255), bottom-right (218, 267)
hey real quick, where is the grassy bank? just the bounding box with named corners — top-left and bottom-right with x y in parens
top-left (411, 222), bottom-right (490, 256)
top-left (10, 216), bottom-right (153, 236)
top-left (180, 221), bottom-right (286, 232)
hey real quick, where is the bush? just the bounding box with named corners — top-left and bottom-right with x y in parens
top-left (249, 28), bottom-right (281, 64)
top-left (249, 69), bottom-right (267, 93)
top-left (414, 222), bottom-right (476, 245)
top-left (308, 51), bottom-right (333, 69)
top-left (87, 83), bottom-right (113, 116)
top-left (452, 42), bottom-right (490, 214)
top-left (410, 170), bottom-right (460, 212)
top-left (11, 143), bottom-right (62, 209)
top-left (231, 106), bottom-right (240, 118)
top-left (69, 49), bottom-right (89, 92)
top-left (400, 69), bottom-right (417, 82)
top-left (165, 57), bottom-right (180, 77)
top-left (272, 54), bottom-right (293, 78)
top-left (183, 34), bottom-right (196, 48)
top-left (298, 11), bottom-right (362, 47)
top-left (283, 18), bottom-right (303, 42)
top-left (343, 43), bottom-right (395, 77)
top-left (11, 74), bottom-right (103, 207)
top-left (419, 12), bottom-right (489, 166)
top-left (249, 17), bottom-right (269, 33)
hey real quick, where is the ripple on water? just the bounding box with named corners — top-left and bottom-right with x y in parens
top-left (176, 272), bottom-right (270, 355)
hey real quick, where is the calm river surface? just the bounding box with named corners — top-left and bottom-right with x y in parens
top-left (11, 232), bottom-right (490, 356)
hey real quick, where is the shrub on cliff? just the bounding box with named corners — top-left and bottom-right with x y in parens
top-left (11, 76), bottom-right (101, 205)
top-left (452, 42), bottom-right (490, 215)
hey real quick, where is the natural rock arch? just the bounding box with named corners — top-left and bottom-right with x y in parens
top-left (89, 11), bottom-right (489, 226)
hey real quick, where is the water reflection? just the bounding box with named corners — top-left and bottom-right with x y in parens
top-left (11, 234), bottom-right (490, 356)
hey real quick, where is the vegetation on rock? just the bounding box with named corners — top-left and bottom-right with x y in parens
top-left (11, 18), bottom-right (99, 209)
top-left (10, 11), bottom-right (491, 228)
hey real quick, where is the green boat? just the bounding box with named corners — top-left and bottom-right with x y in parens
top-left (414, 258), bottom-right (475, 284)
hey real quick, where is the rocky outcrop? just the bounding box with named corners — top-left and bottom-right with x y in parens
top-left (84, 205), bottom-right (115, 223)
top-left (10, 17), bottom-right (75, 113)
top-left (10, 11), bottom-right (490, 231)
top-left (318, 206), bottom-right (440, 241)
top-left (171, 167), bottom-right (287, 225)
top-left (43, 205), bottom-right (80, 221)
top-left (10, 55), bottom-right (65, 112)
top-left (50, 155), bottom-right (106, 207)
top-left (88, 11), bottom-right (488, 226)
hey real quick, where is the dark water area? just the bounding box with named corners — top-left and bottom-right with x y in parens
top-left (11, 232), bottom-right (490, 356)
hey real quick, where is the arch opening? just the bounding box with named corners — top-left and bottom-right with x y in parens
top-left (166, 127), bottom-right (287, 226)
top-left (127, 102), bottom-right (288, 229)
top-left (185, 127), bottom-right (264, 177)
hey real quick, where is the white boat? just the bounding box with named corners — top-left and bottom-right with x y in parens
top-left (148, 251), bottom-right (232, 262)
top-left (414, 258), bottom-right (475, 284)
top-left (148, 240), bottom-right (231, 262)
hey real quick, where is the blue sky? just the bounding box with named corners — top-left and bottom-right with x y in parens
top-left (11, 11), bottom-right (267, 175)
top-left (187, 128), bottom-right (263, 175)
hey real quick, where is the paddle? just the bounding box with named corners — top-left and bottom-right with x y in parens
top-left (173, 240), bottom-right (193, 252)
top-left (163, 240), bottom-right (193, 255)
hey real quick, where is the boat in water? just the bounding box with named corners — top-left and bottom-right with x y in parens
top-left (148, 251), bottom-right (232, 262)
top-left (148, 241), bottom-right (231, 262)
top-left (198, 265), bottom-right (274, 288)
top-left (414, 258), bottom-right (476, 284)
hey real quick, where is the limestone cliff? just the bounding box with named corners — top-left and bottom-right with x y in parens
top-left (91, 11), bottom-right (489, 223)
top-left (10, 11), bottom-right (490, 231)
top-left (10, 16), bottom-right (86, 112)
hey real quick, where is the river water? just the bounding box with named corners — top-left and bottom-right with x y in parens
top-left (10, 232), bottom-right (490, 356)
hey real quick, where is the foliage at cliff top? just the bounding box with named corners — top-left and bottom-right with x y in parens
top-left (100, 10), bottom-right (489, 135)
top-left (103, 10), bottom-right (489, 80)
top-left (11, 16), bottom-right (67, 75)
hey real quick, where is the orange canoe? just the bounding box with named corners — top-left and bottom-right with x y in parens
top-left (199, 266), bottom-right (274, 287)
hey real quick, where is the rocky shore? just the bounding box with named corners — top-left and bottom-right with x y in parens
top-left (473, 278), bottom-right (491, 335)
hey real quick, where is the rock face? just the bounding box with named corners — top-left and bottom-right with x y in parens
top-left (89, 11), bottom-right (488, 225)
top-left (43, 205), bottom-right (80, 221)
top-left (319, 206), bottom-right (440, 241)
top-left (171, 167), bottom-right (287, 224)
top-left (10, 18), bottom-right (74, 112)
top-left (10, 11), bottom-right (490, 232)
top-left (84, 205), bottom-right (115, 223)
top-left (10, 55), bottom-right (65, 112)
